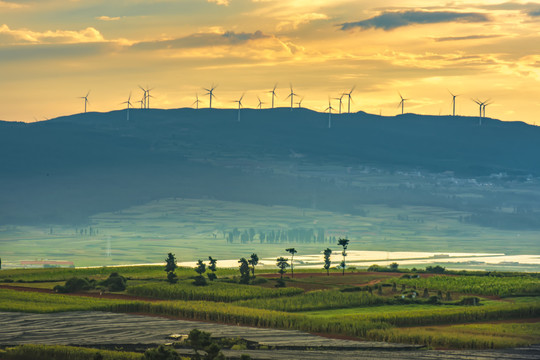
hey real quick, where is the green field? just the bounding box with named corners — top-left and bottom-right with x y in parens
top-left (1, 198), bottom-right (539, 270)
top-left (1, 265), bottom-right (539, 351)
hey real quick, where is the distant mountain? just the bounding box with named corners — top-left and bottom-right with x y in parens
top-left (1, 108), bottom-right (539, 225)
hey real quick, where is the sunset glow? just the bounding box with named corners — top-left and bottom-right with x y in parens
top-left (2, 0), bottom-right (540, 123)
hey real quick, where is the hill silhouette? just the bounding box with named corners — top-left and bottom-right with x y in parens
top-left (1, 108), bottom-right (539, 225)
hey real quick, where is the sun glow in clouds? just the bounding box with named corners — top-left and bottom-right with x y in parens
top-left (0, 0), bottom-right (539, 123)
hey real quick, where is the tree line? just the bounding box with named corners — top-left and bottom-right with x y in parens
top-left (225, 227), bottom-right (340, 244)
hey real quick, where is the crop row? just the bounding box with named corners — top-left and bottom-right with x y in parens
top-left (0, 265), bottom-right (239, 282)
top-left (0, 289), bottom-right (128, 313)
top-left (235, 289), bottom-right (387, 311)
top-left (127, 280), bottom-right (303, 302)
top-left (389, 275), bottom-right (540, 296)
top-left (0, 345), bottom-right (143, 360)
top-left (110, 297), bottom-right (540, 340)
top-left (367, 327), bottom-right (532, 350)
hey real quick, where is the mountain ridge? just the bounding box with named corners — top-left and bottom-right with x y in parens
top-left (1, 108), bottom-right (539, 225)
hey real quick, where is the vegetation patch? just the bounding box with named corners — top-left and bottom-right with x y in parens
top-left (127, 280), bottom-right (303, 302)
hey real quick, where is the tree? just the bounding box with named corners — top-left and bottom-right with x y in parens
top-left (99, 272), bottom-right (126, 291)
top-left (389, 262), bottom-right (399, 271)
top-left (143, 344), bottom-right (179, 360)
top-left (323, 248), bottom-right (332, 276)
top-left (193, 259), bottom-right (207, 286)
top-left (165, 253), bottom-right (178, 284)
top-left (285, 248), bottom-right (297, 278)
top-left (426, 265), bottom-right (445, 274)
top-left (337, 238), bottom-right (349, 275)
top-left (248, 253), bottom-right (259, 278)
top-left (208, 256), bottom-right (217, 281)
top-left (238, 257), bottom-right (250, 284)
top-left (276, 257), bottom-right (289, 279)
top-left (187, 329), bottom-right (225, 360)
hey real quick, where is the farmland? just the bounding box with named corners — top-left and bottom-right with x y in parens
top-left (0, 263), bottom-right (539, 359)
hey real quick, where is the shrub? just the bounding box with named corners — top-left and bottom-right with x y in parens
top-left (54, 277), bottom-right (95, 293)
top-left (193, 276), bottom-right (207, 286)
top-left (459, 297), bottom-right (481, 306)
top-left (143, 344), bottom-right (179, 360)
top-left (100, 273), bottom-right (127, 292)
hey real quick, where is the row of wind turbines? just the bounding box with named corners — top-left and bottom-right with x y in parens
top-left (79, 84), bottom-right (493, 128)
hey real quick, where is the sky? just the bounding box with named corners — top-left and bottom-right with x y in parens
top-left (1, 0), bottom-right (540, 124)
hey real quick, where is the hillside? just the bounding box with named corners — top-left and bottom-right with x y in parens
top-left (1, 108), bottom-right (539, 226)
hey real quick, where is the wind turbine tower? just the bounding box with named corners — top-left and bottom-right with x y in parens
top-left (268, 84), bottom-right (278, 109)
top-left (325, 98), bottom-right (335, 129)
top-left (344, 86), bottom-right (355, 113)
top-left (334, 94), bottom-right (344, 114)
top-left (79, 91), bottom-right (90, 113)
top-left (139, 86), bottom-right (148, 109)
top-left (257, 96), bottom-right (265, 109)
top-left (449, 90), bottom-right (459, 116)
top-left (398, 92), bottom-right (408, 115)
top-left (204, 85), bottom-right (217, 109)
top-left (482, 99), bottom-right (492, 118)
top-left (472, 98), bottom-right (486, 125)
top-left (146, 88), bottom-right (154, 109)
top-left (296, 97), bottom-right (304, 108)
top-left (286, 84), bottom-right (298, 111)
top-left (192, 93), bottom-right (201, 109)
top-left (234, 93), bottom-right (244, 122)
top-left (121, 92), bottom-right (132, 121)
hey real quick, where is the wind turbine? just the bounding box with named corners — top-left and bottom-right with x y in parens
top-left (233, 93), bottom-right (244, 122)
top-left (334, 94), bottom-right (344, 114)
top-left (268, 83), bottom-right (278, 109)
top-left (343, 86), bottom-right (355, 113)
top-left (448, 90), bottom-right (460, 116)
top-left (79, 91), bottom-right (90, 113)
top-left (482, 99), bottom-right (492, 118)
top-left (472, 98), bottom-right (486, 125)
top-left (138, 85), bottom-right (148, 109)
top-left (146, 88), bottom-right (154, 109)
top-left (325, 98), bottom-right (335, 129)
top-left (398, 92), bottom-right (408, 115)
top-left (296, 97), bottom-right (304, 108)
top-left (192, 93), bottom-right (201, 109)
top-left (257, 96), bottom-right (265, 109)
top-left (286, 84), bottom-right (298, 111)
top-left (204, 84), bottom-right (217, 109)
top-left (121, 92), bottom-right (132, 121)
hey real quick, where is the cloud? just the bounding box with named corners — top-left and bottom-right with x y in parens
top-left (0, 24), bottom-right (104, 44)
top-left (208, 0), bottom-right (229, 5)
top-left (434, 34), bottom-right (502, 42)
top-left (474, 2), bottom-right (540, 17)
top-left (96, 16), bottom-right (121, 21)
top-left (340, 11), bottom-right (489, 31)
top-left (133, 30), bottom-right (270, 50)
top-left (276, 12), bottom-right (329, 31)
top-left (0, 1), bottom-right (26, 9)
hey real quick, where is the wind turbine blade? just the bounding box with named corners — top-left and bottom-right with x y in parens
top-left (349, 85), bottom-right (356, 94)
